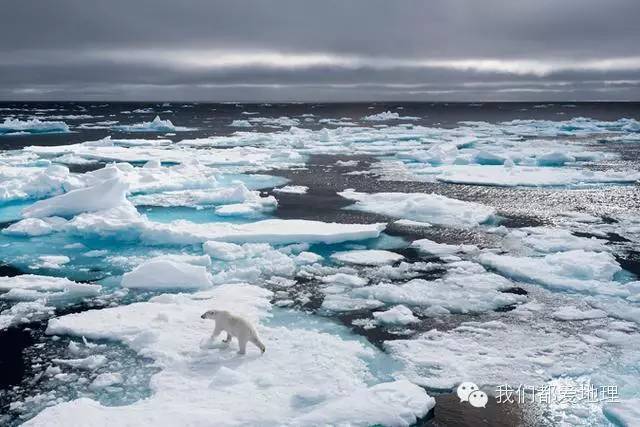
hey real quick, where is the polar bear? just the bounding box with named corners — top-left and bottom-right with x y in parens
top-left (201, 309), bottom-right (265, 355)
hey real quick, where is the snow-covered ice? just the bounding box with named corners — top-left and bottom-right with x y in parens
top-left (331, 249), bottom-right (404, 266)
top-left (339, 189), bottom-right (495, 227)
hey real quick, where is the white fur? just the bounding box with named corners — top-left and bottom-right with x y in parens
top-left (201, 309), bottom-right (265, 355)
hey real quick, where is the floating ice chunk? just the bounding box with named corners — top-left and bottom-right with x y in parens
top-left (471, 151), bottom-right (506, 165)
top-left (479, 250), bottom-right (625, 296)
top-left (214, 196), bottom-right (277, 217)
top-left (294, 251), bottom-right (323, 265)
top-left (536, 151), bottom-right (576, 166)
top-left (229, 120), bottom-right (252, 128)
top-left (373, 305), bottom-right (419, 325)
top-left (339, 189), bottom-right (495, 228)
top-left (121, 258), bottom-right (213, 290)
top-left (0, 300), bottom-right (53, 330)
top-left (387, 319), bottom-right (611, 392)
top-left (331, 249), bottom-right (404, 266)
top-left (142, 219), bottom-right (386, 246)
top-left (2, 217), bottom-right (67, 237)
top-left (500, 227), bottom-right (608, 254)
top-left (293, 380), bottom-right (434, 426)
top-left (130, 182), bottom-right (272, 209)
top-left (89, 372), bottom-right (124, 391)
top-left (353, 264), bottom-right (524, 314)
top-left (248, 116), bottom-right (300, 127)
top-left (335, 160), bottom-right (359, 167)
top-left (411, 238), bottom-right (477, 256)
top-left (0, 275), bottom-right (100, 303)
top-left (203, 241), bottom-right (245, 261)
top-left (37, 255), bottom-right (70, 269)
top-left (0, 117), bottom-right (70, 135)
top-left (114, 116), bottom-right (192, 132)
top-left (322, 273), bottom-right (368, 287)
top-left (393, 219), bottom-right (432, 228)
top-left (363, 111), bottom-right (420, 121)
top-left (23, 174), bottom-right (129, 219)
top-left (52, 355), bottom-right (107, 370)
top-left (0, 164), bottom-right (74, 202)
top-left (603, 399), bottom-right (640, 426)
top-left (273, 185), bottom-right (308, 194)
top-left (551, 306), bottom-right (607, 321)
top-left (436, 165), bottom-right (640, 187)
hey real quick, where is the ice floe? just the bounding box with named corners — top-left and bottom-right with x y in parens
top-left (120, 258), bottom-right (213, 290)
top-left (339, 189), bottom-right (495, 227)
top-left (28, 284), bottom-right (434, 426)
top-left (331, 249), bottom-right (404, 266)
top-left (273, 185), bottom-right (308, 194)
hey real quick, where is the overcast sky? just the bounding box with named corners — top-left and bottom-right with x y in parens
top-left (1, 0), bottom-right (639, 101)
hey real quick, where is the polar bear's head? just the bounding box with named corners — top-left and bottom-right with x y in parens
top-left (201, 309), bottom-right (219, 320)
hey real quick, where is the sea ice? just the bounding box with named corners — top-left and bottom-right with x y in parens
top-left (373, 305), bottom-right (419, 325)
top-left (331, 249), bottom-right (404, 266)
top-left (339, 189), bottom-right (495, 228)
top-left (30, 284), bottom-right (433, 426)
top-left (363, 111), bottom-right (420, 121)
top-left (552, 306), bottom-right (608, 321)
top-left (113, 116), bottom-right (192, 132)
top-left (273, 185), bottom-right (309, 194)
top-left (478, 250), bottom-right (626, 296)
top-left (120, 258), bottom-right (213, 290)
top-left (0, 118), bottom-right (70, 135)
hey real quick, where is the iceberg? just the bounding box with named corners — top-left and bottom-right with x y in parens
top-left (113, 116), bottom-right (193, 132)
top-left (0, 117), bottom-right (70, 135)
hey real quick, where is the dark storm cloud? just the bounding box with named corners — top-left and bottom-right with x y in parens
top-left (1, 0), bottom-right (639, 100)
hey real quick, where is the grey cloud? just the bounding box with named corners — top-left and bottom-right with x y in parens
top-left (0, 0), bottom-right (639, 100)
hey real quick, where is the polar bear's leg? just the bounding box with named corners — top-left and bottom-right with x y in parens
top-left (237, 337), bottom-right (247, 355)
top-left (210, 324), bottom-right (222, 341)
top-left (223, 332), bottom-right (233, 343)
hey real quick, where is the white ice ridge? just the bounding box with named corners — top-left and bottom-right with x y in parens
top-left (29, 284), bottom-right (434, 426)
top-left (0, 117), bottom-right (70, 135)
top-left (23, 174), bottom-right (129, 218)
top-left (113, 116), bottom-right (193, 132)
top-left (363, 111), bottom-right (420, 121)
top-left (338, 189), bottom-right (495, 228)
